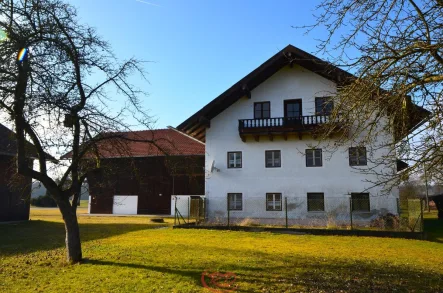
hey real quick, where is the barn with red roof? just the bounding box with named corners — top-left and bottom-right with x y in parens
top-left (85, 127), bottom-right (205, 215)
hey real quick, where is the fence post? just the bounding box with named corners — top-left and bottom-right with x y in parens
top-left (420, 199), bottom-right (424, 232)
top-left (227, 195), bottom-right (230, 228)
top-left (196, 199), bottom-right (200, 224)
top-left (396, 198), bottom-right (400, 215)
top-left (174, 196), bottom-right (177, 226)
top-left (285, 197), bottom-right (288, 229)
top-left (349, 198), bottom-right (353, 230)
top-left (187, 197), bottom-right (190, 223)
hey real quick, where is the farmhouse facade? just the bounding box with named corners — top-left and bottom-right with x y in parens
top-left (178, 45), bottom-right (428, 225)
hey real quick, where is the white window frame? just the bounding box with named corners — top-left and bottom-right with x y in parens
top-left (349, 147), bottom-right (367, 166)
top-left (265, 150), bottom-right (281, 168)
top-left (306, 149), bottom-right (322, 167)
top-left (228, 193), bottom-right (242, 211)
top-left (228, 152), bottom-right (242, 168)
top-left (266, 193), bottom-right (282, 211)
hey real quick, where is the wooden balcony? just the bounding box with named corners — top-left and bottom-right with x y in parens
top-left (238, 115), bottom-right (344, 142)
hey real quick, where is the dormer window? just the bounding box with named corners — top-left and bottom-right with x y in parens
top-left (254, 102), bottom-right (270, 119)
top-left (315, 97), bottom-right (334, 115)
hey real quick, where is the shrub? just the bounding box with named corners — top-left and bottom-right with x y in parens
top-left (370, 213), bottom-right (400, 230)
top-left (238, 218), bottom-right (260, 227)
top-left (30, 195), bottom-right (57, 207)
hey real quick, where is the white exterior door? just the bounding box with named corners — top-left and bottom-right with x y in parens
top-left (113, 195), bottom-right (138, 215)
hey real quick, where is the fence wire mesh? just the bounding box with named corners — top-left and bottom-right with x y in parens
top-left (173, 196), bottom-right (205, 225)
top-left (187, 195), bottom-right (425, 232)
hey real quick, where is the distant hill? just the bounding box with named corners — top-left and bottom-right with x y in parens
top-left (31, 181), bottom-right (90, 200)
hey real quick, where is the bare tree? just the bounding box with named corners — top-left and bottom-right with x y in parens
top-left (0, 0), bottom-right (152, 263)
top-left (301, 0), bottom-right (440, 194)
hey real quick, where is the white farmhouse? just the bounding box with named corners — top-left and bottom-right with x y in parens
top-left (178, 45), bottom-right (428, 226)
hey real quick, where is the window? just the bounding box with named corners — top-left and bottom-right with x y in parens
top-left (228, 193), bottom-right (242, 210)
top-left (254, 102), bottom-right (270, 119)
top-left (349, 147), bottom-right (367, 166)
top-left (306, 149), bottom-right (322, 167)
top-left (351, 193), bottom-right (370, 212)
top-left (307, 193), bottom-right (325, 212)
top-left (285, 99), bottom-right (302, 118)
top-left (227, 152), bottom-right (242, 168)
top-left (266, 193), bottom-right (282, 211)
top-left (265, 150), bottom-right (281, 168)
top-left (315, 97), bottom-right (334, 115)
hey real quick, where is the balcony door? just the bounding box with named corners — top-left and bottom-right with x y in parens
top-left (284, 99), bottom-right (302, 126)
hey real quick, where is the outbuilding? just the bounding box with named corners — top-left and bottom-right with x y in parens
top-left (84, 127), bottom-right (205, 215)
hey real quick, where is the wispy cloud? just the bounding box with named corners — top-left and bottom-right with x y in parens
top-left (135, 0), bottom-right (162, 7)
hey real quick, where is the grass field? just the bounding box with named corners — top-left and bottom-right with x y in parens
top-left (0, 209), bottom-right (442, 292)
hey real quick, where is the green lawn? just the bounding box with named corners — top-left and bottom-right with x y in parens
top-left (0, 210), bottom-right (442, 292)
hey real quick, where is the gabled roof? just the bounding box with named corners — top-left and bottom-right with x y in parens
top-left (177, 44), bottom-right (429, 142)
top-left (0, 123), bottom-right (55, 160)
top-left (62, 127), bottom-right (205, 159)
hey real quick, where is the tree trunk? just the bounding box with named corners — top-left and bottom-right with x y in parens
top-left (57, 198), bottom-right (82, 263)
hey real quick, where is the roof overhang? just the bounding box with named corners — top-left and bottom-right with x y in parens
top-left (177, 44), bottom-right (430, 142)
top-left (177, 45), bottom-right (354, 142)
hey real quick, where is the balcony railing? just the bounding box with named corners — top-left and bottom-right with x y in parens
top-left (238, 115), bottom-right (345, 141)
top-left (240, 115), bottom-right (340, 130)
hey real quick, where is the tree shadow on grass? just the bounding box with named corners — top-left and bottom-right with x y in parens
top-left (86, 245), bottom-right (443, 293)
top-left (0, 220), bottom-right (166, 257)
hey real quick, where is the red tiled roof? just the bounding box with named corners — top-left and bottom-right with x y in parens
top-left (64, 128), bottom-right (205, 159)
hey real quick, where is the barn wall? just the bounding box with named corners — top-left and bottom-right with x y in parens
top-left (0, 155), bottom-right (32, 222)
top-left (87, 155), bottom-right (204, 215)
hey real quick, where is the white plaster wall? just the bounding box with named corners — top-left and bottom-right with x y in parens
top-left (113, 195), bottom-right (138, 215)
top-left (205, 65), bottom-right (398, 223)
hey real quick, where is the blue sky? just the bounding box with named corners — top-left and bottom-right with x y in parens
top-left (70, 0), bottom-right (329, 129)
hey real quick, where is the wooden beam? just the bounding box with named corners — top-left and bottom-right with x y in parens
top-left (198, 116), bottom-right (211, 128)
top-left (242, 84), bottom-right (251, 99)
top-left (190, 125), bottom-right (207, 137)
top-left (298, 133), bottom-right (302, 140)
top-left (268, 134), bottom-right (274, 141)
top-left (282, 133), bottom-right (288, 141)
top-left (254, 135), bottom-right (259, 142)
top-left (240, 135), bottom-right (246, 143)
top-left (193, 129), bottom-right (206, 141)
top-left (185, 123), bottom-right (203, 135)
top-left (287, 52), bottom-right (294, 68)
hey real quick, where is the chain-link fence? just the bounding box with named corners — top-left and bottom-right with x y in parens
top-left (173, 196), bottom-right (205, 225)
top-left (190, 195), bottom-right (424, 232)
top-left (398, 198), bottom-right (424, 232)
